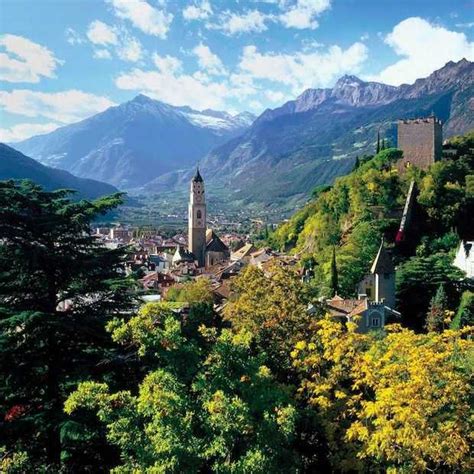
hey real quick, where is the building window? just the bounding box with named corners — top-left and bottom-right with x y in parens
top-left (371, 317), bottom-right (380, 327)
top-left (366, 288), bottom-right (372, 298)
top-left (197, 210), bottom-right (202, 219)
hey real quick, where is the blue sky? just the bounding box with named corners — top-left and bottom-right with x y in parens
top-left (0, 0), bottom-right (473, 141)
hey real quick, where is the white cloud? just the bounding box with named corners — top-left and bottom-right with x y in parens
top-left (238, 42), bottom-right (368, 94)
top-left (279, 0), bottom-right (331, 29)
top-left (183, 0), bottom-right (212, 21)
top-left (116, 33), bottom-right (143, 62)
top-left (106, 0), bottom-right (173, 38)
top-left (93, 49), bottom-right (112, 59)
top-left (152, 53), bottom-right (182, 74)
top-left (0, 122), bottom-right (60, 142)
top-left (87, 20), bottom-right (118, 46)
top-left (0, 34), bottom-right (62, 83)
top-left (116, 68), bottom-right (233, 110)
top-left (210, 9), bottom-right (270, 35)
top-left (65, 28), bottom-right (84, 45)
top-left (86, 22), bottom-right (143, 63)
top-left (0, 89), bottom-right (116, 123)
top-left (370, 17), bottom-right (474, 85)
top-left (192, 42), bottom-right (226, 75)
top-left (456, 22), bottom-right (474, 29)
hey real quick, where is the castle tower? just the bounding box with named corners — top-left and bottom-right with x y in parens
top-left (397, 115), bottom-right (442, 170)
top-left (188, 168), bottom-right (207, 267)
top-left (370, 239), bottom-right (396, 308)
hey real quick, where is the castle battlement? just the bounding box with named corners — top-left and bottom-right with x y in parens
top-left (398, 116), bottom-right (442, 125)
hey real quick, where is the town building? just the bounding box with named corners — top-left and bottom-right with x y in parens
top-left (397, 115), bottom-right (442, 170)
top-left (326, 239), bottom-right (400, 332)
top-left (187, 169), bottom-right (229, 268)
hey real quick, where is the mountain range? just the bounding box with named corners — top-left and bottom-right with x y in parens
top-left (0, 143), bottom-right (119, 200)
top-left (10, 59), bottom-right (474, 207)
top-left (178, 58), bottom-right (473, 204)
top-left (13, 96), bottom-right (255, 189)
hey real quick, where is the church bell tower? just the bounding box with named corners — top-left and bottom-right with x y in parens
top-left (188, 168), bottom-right (207, 267)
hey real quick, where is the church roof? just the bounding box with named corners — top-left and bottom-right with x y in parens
top-left (192, 167), bottom-right (203, 183)
top-left (205, 229), bottom-right (229, 253)
top-left (370, 239), bottom-right (394, 274)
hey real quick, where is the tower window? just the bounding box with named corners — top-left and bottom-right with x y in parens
top-left (371, 317), bottom-right (380, 327)
top-left (197, 210), bottom-right (202, 219)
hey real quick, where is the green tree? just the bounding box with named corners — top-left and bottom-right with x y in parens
top-left (426, 284), bottom-right (448, 332)
top-left (329, 246), bottom-right (339, 297)
top-left (451, 291), bottom-right (474, 329)
top-left (397, 253), bottom-right (462, 330)
top-left (165, 278), bottom-right (214, 304)
top-left (0, 181), bottom-right (135, 470)
top-left (66, 302), bottom-right (300, 473)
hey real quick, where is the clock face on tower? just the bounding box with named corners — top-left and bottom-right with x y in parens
top-left (196, 196), bottom-right (202, 203)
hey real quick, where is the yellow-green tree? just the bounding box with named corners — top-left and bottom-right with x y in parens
top-left (224, 262), bottom-right (319, 376)
top-left (293, 318), bottom-right (473, 472)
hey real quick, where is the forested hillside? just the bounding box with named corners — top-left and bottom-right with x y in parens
top-left (270, 132), bottom-right (474, 328)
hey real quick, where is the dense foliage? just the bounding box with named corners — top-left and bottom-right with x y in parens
top-left (269, 133), bottom-right (474, 327)
top-left (0, 181), bottom-right (135, 471)
top-left (66, 302), bottom-right (299, 473)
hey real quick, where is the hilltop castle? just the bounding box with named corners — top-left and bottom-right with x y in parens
top-left (187, 169), bottom-right (229, 268)
top-left (397, 115), bottom-right (442, 170)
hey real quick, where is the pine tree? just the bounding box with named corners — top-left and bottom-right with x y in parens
top-left (0, 181), bottom-right (136, 469)
top-left (425, 283), bottom-right (448, 332)
top-left (330, 246), bottom-right (339, 297)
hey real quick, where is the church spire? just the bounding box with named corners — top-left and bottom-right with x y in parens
top-left (193, 166), bottom-right (203, 183)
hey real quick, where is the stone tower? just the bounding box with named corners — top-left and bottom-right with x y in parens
top-left (358, 239), bottom-right (396, 308)
top-left (397, 115), bottom-right (442, 170)
top-left (370, 239), bottom-right (396, 308)
top-left (188, 168), bottom-right (207, 267)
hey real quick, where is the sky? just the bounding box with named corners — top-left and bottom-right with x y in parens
top-left (0, 0), bottom-right (473, 142)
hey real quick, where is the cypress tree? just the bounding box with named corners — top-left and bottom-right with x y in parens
top-left (376, 131), bottom-right (380, 154)
top-left (426, 283), bottom-right (448, 332)
top-left (330, 246), bottom-right (339, 297)
top-left (0, 181), bottom-right (136, 470)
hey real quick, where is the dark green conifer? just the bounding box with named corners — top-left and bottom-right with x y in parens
top-left (330, 246), bottom-right (339, 297)
top-left (0, 181), bottom-right (136, 470)
top-left (425, 283), bottom-right (448, 332)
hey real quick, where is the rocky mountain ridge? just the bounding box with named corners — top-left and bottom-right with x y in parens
top-left (149, 59), bottom-right (473, 207)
